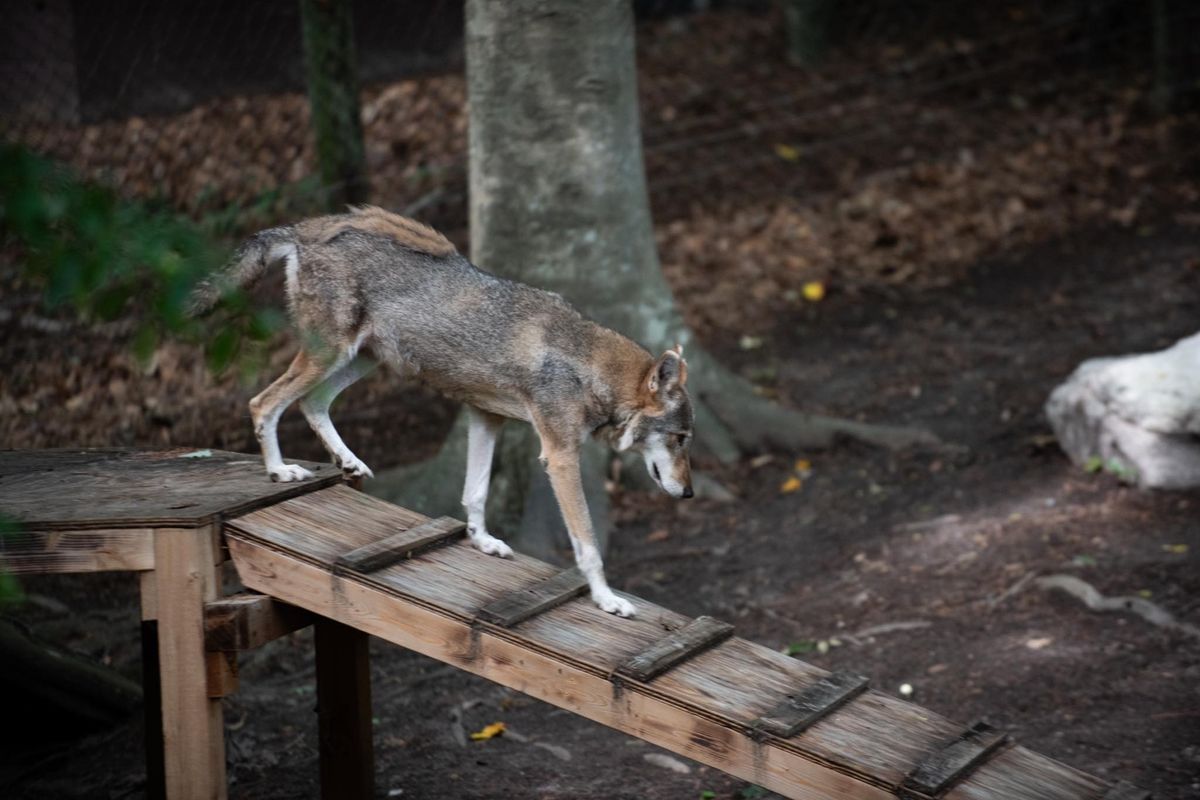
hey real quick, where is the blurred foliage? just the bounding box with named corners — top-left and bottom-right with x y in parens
top-left (0, 144), bottom-right (284, 373)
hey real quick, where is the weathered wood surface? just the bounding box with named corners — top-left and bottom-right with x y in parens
top-left (0, 448), bottom-right (338, 531)
top-left (0, 528), bottom-right (155, 574)
top-left (152, 526), bottom-right (226, 799)
top-left (753, 670), bottom-right (870, 739)
top-left (335, 516), bottom-right (464, 573)
top-left (204, 593), bottom-right (313, 651)
top-left (614, 615), bottom-right (734, 682)
top-left (225, 485), bottom-right (1119, 800)
top-left (476, 567), bottom-right (588, 627)
top-left (901, 721), bottom-right (1008, 798)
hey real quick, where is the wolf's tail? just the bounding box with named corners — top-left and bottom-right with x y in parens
top-left (186, 226), bottom-right (297, 316)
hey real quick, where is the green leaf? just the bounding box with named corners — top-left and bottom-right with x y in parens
top-left (1083, 456), bottom-right (1103, 473)
top-left (206, 328), bottom-right (240, 373)
top-left (783, 640), bottom-right (817, 656)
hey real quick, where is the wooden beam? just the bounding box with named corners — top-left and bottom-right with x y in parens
top-left (205, 651), bottom-right (238, 698)
top-left (315, 618), bottom-right (374, 800)
top-left (753, 671), bottom-right (870, 739)
top-left (614, 616), bottom-right (734, 683)
top-left (204, 593), bottom-right (313, 651)
top-left (0, 528), bottom-right (154, 574)
top-left (476, 567), bottom-right (587, 627)
top-left (153, 526), bottom-right (226, 800)
top-left (901, 721), bottom-right (1008, 798)
top-left (334, 517), bottom-right (464, 574)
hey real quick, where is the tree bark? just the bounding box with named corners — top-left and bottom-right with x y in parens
top-left (300, 0), bottom-right (369, 208)
top-left (782, 0), bottom-right (834, 68)
top-left (371, 0), bottom-right (942, 557)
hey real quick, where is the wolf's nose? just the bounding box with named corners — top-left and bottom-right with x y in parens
top-left (682, 486), bottom-right (694, 499)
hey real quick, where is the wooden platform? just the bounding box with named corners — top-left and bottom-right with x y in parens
top-left (0, 449), bottom-right (1146, 800)
top-left (224, 483), bottom-right (1123, 800)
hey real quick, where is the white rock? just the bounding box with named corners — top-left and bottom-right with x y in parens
top-left (1045, 332), bottom-right (1200, 489)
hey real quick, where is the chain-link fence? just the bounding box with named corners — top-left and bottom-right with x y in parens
top-left (2, 0), bottom-right (1196, 241)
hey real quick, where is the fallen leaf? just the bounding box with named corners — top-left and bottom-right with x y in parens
top-left (1162, 544), bottom-right (1188, 555)
top-left (794, 458), bottom-right (812, 473)
top-left (927, 663), bottom-right (949, 675)
top-left (802, 281), bottom-right (826, 302)
top-left (469, 722), bottom-right (506, 741)
top-left (780, 475), bottom-right (802, 494)
top-left (1025, 637), bottom-right (1053, 650)
top-left (774, 143), bottom-right (800, 162)
top-left (646, 528), bottom-right (670, 543)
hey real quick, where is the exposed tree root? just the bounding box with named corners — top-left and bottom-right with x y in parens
top-left (1036, 574), bottom-right (1200, 639)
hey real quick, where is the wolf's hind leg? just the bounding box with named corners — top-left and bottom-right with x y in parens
top-left (249, 350), bottom-right (341, 481)
top-left (299, 355), bottom-right (378, 478)
top-left (463, 407), bottom-right (512, 558)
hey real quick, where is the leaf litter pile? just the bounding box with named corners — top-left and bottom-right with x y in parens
top-left (3, 6), bottom-right (1200, 800)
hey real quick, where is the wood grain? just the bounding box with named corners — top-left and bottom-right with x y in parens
top-left (0, 448), bottom-right (338, 531)
top-left (204, 593), bottom-right (312, 651)
top-left (901, 721), bottom-right (1008, 797)
top-left (752, 670), bottom-right (869, 739)
top-left (476, 567), bottom-right (588, 627)
top-left (0, 528), bottom-right (155, 574)
top-left (614, 615), bottom-right (735, 682)
top-left (335, 516), bottom-right (464, 573)
top-left (154, 526), bottom-right (226, 799)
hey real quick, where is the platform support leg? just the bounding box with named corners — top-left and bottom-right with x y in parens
top-left (315, 618), bottom-right (374, 800)
top-left (152, 526), bottom-right (226, 800)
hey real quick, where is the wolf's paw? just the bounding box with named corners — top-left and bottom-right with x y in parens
top-left (337, 454), bottom-right (374, 479)
top-left (593, 590), bottom-right (636, 618)
top-left (269, 464), bottom-right (315, 482)
top-left (471, 531), bottom-right (513, 559)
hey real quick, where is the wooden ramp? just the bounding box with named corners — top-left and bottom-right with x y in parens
top-left (225, 483), bottom-right (1131, 800)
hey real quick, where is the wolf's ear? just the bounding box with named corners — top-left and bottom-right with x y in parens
top-left (647, 349), bottom-right (686, 395)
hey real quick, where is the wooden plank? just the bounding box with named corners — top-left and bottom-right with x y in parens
top-left (315, 618), bottom-right (374, 800)
top-left (0, 448), bottom-right (339, 531)
top-left (1100, 780), bottom-right (1152, 800)
top-left (752, 670), bottom-right (869, 739)
top-left (476, 567), bottom-right (588, 627)
top-left (0, 528), bottom-right (154, 574)
top-left (334, 516), bottom-right (465, 574)
top-left (944, 745), bottom-right (1108, 800)
top-left (901, 721), bottom-right (1009, 798)
top-left (226, 533), bottom-right (893, 800)
top-left (614, 615), bottom-right (734, 683)
top-left (227, 489), bottom-right (1111, 800)
top-left (154, 526), bottom-right (226, 800)
top-left (204, 593), bottom-right (313, 651)
top-left (230, 486), bottom-right (562, 619)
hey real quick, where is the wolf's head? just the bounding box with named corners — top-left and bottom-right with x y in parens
top-left (617, 346), bottom-right (694, 499)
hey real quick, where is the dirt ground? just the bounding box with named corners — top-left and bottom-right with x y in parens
top-left (3, 5), bottom-right (1200, 800)
top-left (5, 224), bottom-right (1199, 799)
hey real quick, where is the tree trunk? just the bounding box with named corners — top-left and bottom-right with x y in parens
top-left (300, 0), bottom-right (368, 209)
top-left (1150, 0), bottom-right (1173, 114)
top-left (370, 0), bottom-right (942, 558)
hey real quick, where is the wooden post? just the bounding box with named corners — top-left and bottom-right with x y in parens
top-left (153, 526), bottom-right (226, 800)
top-left (315, 618), bottom-right (374, 800)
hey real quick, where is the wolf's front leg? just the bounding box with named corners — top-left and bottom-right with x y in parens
top-left (542, 447), bottom-right (635, 618)
top-left (462, 407), bottom-right (512, 558)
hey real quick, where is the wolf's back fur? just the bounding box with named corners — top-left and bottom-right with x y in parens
top-left (187, 206), bottom-right (456, 316)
